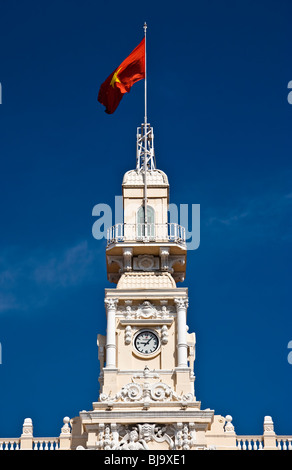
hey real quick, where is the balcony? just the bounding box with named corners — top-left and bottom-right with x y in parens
top-left (107, 223), bottom-right (186, 247)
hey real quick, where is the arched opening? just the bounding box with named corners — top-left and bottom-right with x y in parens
top-left (137, 205), bottom-right (155, 239)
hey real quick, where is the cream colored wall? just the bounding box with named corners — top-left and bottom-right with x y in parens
top-left (115, 318), bottom-right (176, 373)
top-left (123, 187), bottom-right (169, 225)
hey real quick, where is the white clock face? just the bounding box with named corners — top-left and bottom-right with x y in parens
top-left (134, 330), bottom-right (159, 355)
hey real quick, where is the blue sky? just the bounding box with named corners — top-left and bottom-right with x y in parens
top-left (0, 0), bottom-right (291, 438)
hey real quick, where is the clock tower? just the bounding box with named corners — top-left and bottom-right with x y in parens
top-left (73, 122), bottom-right (215, 450)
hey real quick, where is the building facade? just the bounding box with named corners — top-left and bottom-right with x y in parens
top-left (0, 123), bottom-right (291, 451)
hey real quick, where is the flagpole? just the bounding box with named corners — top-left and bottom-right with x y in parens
top-left (143, 22), bottom-right (148, 226)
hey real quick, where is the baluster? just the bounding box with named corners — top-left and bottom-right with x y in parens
top-left (236, 439), bottom-right (242, 450)
top-left (253, 439), bottom-right (258, 450)
top-left (54, 440), bottom-right (58, 450)
top-left (283, 440), bottom-right (287, 450)
top-left (258, 440), bottom-right (263, 450)
top-left (288, 439), bottom-right (292, 450)
top-left (171, 223), bottom-right (174, 240)
top-left (242, 440), bottom-right (247, 450)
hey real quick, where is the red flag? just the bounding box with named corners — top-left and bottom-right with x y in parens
top-left (98, 38), bottom-right (145, 114)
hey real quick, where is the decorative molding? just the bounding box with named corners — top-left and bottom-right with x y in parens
top-left (95, 423), bottom-right (174, 450)
top-left (99, 367), bottom-right (194, 409)
top-left (160, 247), bottom-right (169, 271)
top-left (133, 255), bottom-right (159, 271)
top-left (173, 422), bottom-right (196, 450)
top-left (136, 300), bottom-right (157, 318)
top-left (123, 248), bottom-right (133, 272)
top-left (174, 298), bottom-right (189, 310)
top-left (107, 256), bottom-right (123, 271)
top-left (161, 325), bottom-right (169, 344)
top-left (173, 272), bottom-right (185, 283)
top-left (104, 298), bottom-right (118, 311)
top-left (79, 421), bottom-right (200, 450)
top-left (124, 326), bottom-right (132, 345)
top-left (168, 255), bottom-right (185, 269)
top-left (117, 300), bottom-right (174, 320)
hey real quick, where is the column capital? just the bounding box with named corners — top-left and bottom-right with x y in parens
top-left (174, 298), bottom-right (189, 310)
top-left (104, 298), bottom-right (118, 310)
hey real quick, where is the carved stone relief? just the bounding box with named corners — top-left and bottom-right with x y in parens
top-left (117, 300), bottom-right (175, 320)
top-left (99, 366), bottom-right (194, 408)
top-left (133, 255), bottom-right (160, 271)
top-left (93, 422), bottom-right (197, 450)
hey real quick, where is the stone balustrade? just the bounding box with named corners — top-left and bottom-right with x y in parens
top-left (0, 415), bottom-right (291, 450)
top-left (0, 417), bottom-right (71, 450)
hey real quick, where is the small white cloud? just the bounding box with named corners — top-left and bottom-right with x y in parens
top-left (203, 189), bottom-right (292, 241)
top-left (32, 241), bottom-right (96, 288)
top-left (0, 240), bottom-right (101, 313)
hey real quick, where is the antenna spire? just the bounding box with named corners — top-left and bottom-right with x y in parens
top-left (135, 23), bottom-right (156, 223)
top-left (144, 22), bottom-right (147, 125)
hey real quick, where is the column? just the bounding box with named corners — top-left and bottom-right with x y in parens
top-left (104, 298), bottom-right (118, 368)
top-left (174, 298), bottom-right (189, 368)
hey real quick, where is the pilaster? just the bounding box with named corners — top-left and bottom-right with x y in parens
top-left (104, 298), bottom-right (118, 368)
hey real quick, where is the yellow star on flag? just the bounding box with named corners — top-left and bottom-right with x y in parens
top-left (110, 68), bottom-right (122, 88)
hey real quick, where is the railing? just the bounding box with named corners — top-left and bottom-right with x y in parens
top-left (236, 436), bottom-right (264, 450)
top-left (0, 439), bottom-right (20, 450)
top-left (0, 417), bottom-right (71, 450)
top-left (237, 436), bottom-right (292, 450)
top-left (33, 438), bottom-right (60, 450)
top-left (107, 223), bottom-right (186, 246)
top-left (0, 437), bottom-right (60, 450)
top-left (1, 416), bottom-right (291, 450)
top-left (276, 437), bottom-right (292, 450)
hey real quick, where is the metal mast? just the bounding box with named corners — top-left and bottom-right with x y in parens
top-left (136, 22), bottom-right (156, 224)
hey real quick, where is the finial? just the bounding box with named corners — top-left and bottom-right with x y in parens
top-left (144, 22), bottom-right (147, 34)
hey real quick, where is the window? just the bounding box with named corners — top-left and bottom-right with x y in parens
top-left (137, 205), bottom-right (155, 239)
